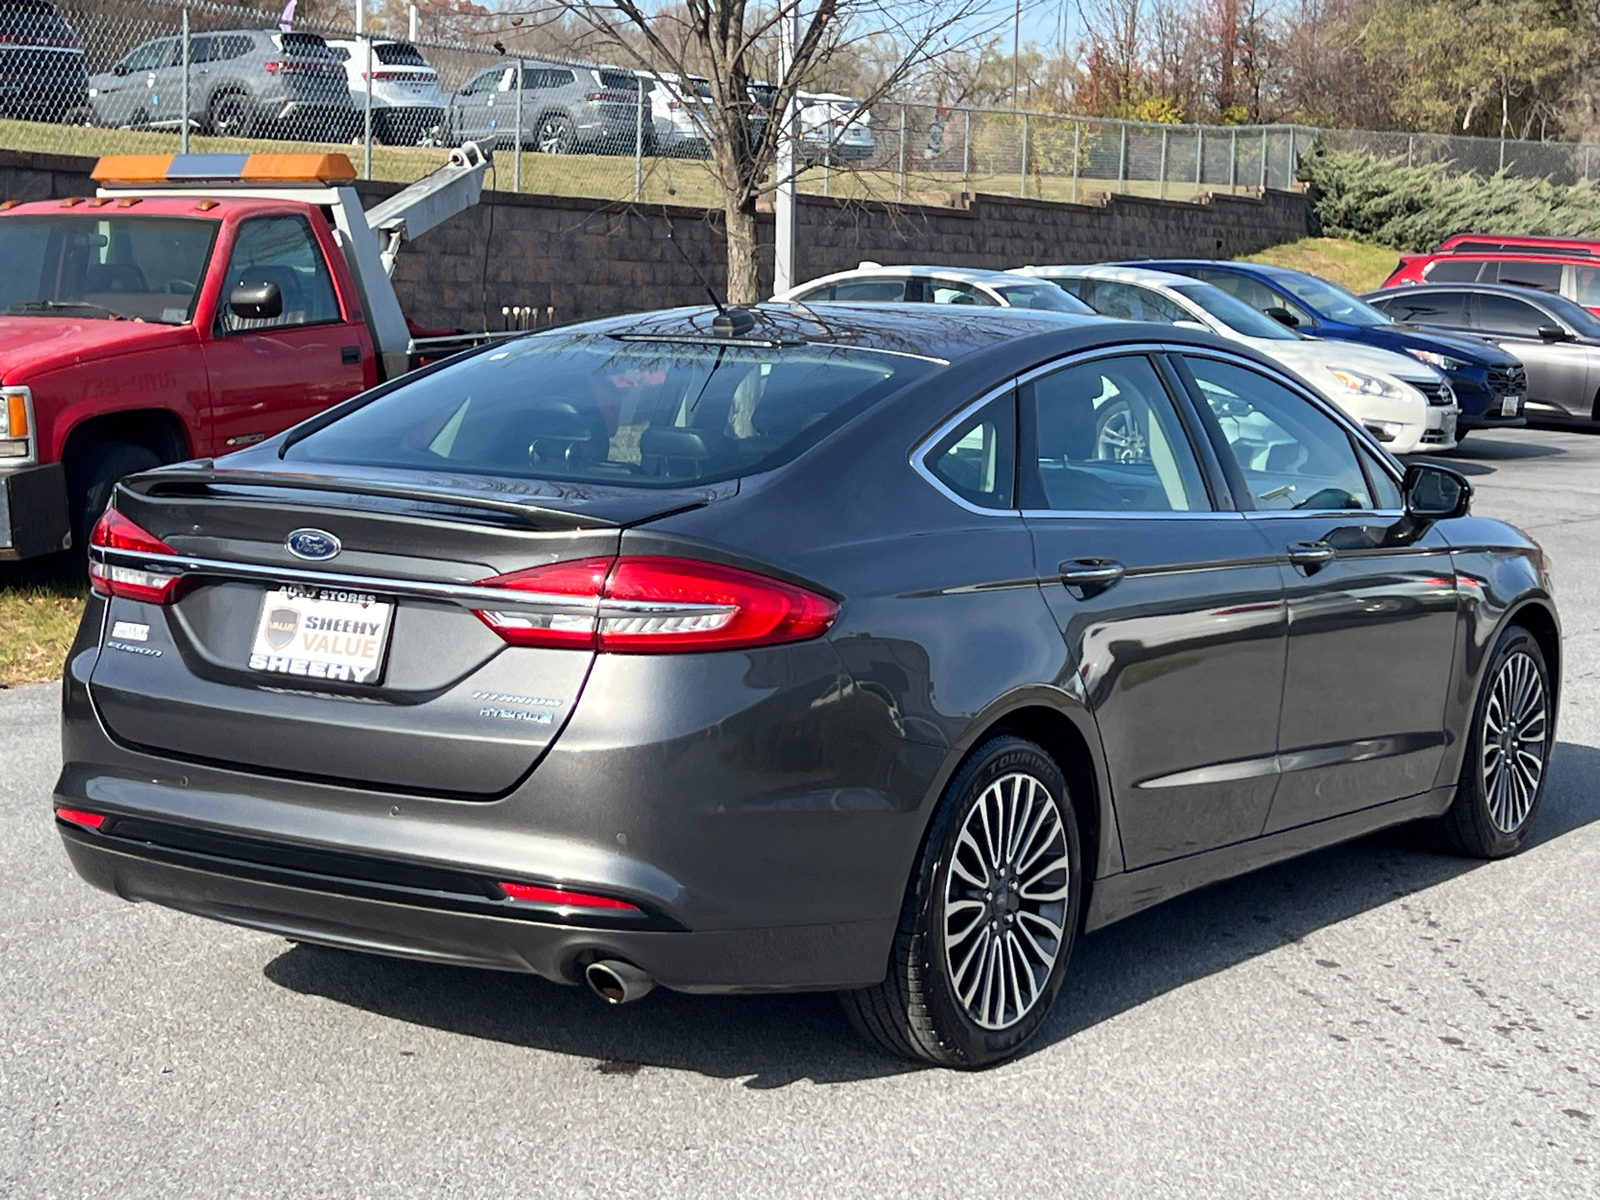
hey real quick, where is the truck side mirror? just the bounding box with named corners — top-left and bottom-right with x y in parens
top-left (229, 281), bottom-right (282, 321)
top-left (1264, 306), bottom-right (1299, 329)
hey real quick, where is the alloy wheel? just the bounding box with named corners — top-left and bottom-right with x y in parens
top-left (1481, 649), bottom-right (1549, 834)
top-left (537, 117), bottom-right (571, 154)
top-left (942, 771), bottom-right (1071, 1031)
top-left (1095, 404), bottom-right (1147, 463)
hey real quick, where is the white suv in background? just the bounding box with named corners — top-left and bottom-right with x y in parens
top-left (641, 70), bottom-right (711, 156)
top-left (797, 92), bottom-right (873, 163)
top-left (1016, 264), bottom-right (1459, 453)
top-left (326, 38), bottom-right (444, 145)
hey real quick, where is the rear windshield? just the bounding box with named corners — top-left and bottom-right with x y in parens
top-left (0, 214), bottom-right (216, 324)
top-left (285, 333), bottom-right (934, 486)
top-left (374, 42), bottom-right (428, 67)
top-left (275, 32), bottom-right (334, 58)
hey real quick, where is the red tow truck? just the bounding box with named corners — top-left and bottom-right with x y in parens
top-left (0, 145), bottom-right (491, 560)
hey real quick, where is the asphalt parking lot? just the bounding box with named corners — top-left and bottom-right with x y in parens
top-left (2, 427), bottom-right (1597, 1198)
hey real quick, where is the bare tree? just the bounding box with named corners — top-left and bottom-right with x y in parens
top-left (537, 1), bottom-right (1010, 304)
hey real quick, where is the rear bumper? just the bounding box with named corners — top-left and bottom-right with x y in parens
top-left (55, 623), bottom-right (937, 992)
top-left (58, 825), bottom-right (890, 992)
top-left (0, 462), bottom-right (71, 560)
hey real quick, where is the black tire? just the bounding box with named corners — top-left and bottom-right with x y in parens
top-left (841, 735), bottom-right (1082, 1067)
top-left (67, 441), bottom-right (159, 557)
top-left (1426, 623), bottom-right (1553, 858)
top-left (534, 112), bottom-right (572, 154)
top-left (209, 93), bottom-right (255, 139)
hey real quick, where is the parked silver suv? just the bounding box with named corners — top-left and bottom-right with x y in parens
top-left (447, 58), bottom-right (651, 155)
top-left (87, 28), bottom-right (353, 140)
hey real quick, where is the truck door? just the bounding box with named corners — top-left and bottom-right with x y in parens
top-left (201, 214), bottom-right (368, 452)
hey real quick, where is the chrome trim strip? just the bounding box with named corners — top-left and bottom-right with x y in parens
top-left (92, 547), bottom-right (727, 619)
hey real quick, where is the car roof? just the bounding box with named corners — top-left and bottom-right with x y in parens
top-left (789, 265), bottom-right (1054, 290)
top-left (576, 302), bottom-right (1140, 363)
top-left (1016, 264), bottom-right (1202, 290)
top-left (1367, 282), bottom-right (1565, 302)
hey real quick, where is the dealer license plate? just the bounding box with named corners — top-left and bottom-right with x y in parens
top-left (1503, 394), bottom-right (1522, 417)
top-left (249, 586), bottom-right (394, 685)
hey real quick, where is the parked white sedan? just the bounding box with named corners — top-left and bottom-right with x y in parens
top-left (1014, 265), bottom-right (1459, 453)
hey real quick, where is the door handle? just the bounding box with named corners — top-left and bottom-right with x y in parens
top-left (1286, 540), bottom-right (1336, 570)
top-left (1058, 558), bottom-right (1125, 597)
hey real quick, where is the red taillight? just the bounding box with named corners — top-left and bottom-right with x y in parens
top-left (499, 881), bottom-right (640, 911)
top-left (55, 808), bottom-right (106, 830)
top-left (472, 555), bottom-right (838, 654)
top-left (88, 508), bottom-right (184, 604)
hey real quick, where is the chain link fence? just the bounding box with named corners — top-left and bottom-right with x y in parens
top-left (6, 1), bottom-right (1600, 210)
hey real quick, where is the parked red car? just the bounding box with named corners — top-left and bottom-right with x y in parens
top-left (1384, 234), bottom-right (1600, 316)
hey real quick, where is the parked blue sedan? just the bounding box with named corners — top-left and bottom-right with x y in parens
top-left (1127, 260), bottom-right (1528, 437)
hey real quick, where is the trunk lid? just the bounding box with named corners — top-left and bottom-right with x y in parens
top-left (86, 463), bottom-right (724, 797)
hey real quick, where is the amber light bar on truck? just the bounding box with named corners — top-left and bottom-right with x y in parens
top-left (91, 153), bottom-right (359, 187)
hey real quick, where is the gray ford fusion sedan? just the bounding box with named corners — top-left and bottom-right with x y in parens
top-left (56, 304), bottom-right (1559, 1067)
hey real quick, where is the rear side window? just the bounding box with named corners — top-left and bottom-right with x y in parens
top-left (276, 33), bottom-right (334, 59)
top-left (1088, 281), bottom-right (1186, 324)
top-left (286, 336), bottom-right (933, 487)
top-left (521, 67), bottom-right (574, 89)
top-left (926, 393), bottom-right (1016, 510)
top-left (1489, 260), bottom-right (1563, 292)
top-left (1021, 355), bottom-right (1209, 513)
top-left (1423, 259), bottom-right (1486, 283)
top-left (1574, 266), bottom-right (1600, 308)
top-left (598, 71), bottom-right (640, 91)
top-left (1376, 291), bottom-right (1468, 327)
top-left (825, 279), bottom-right (906, 302)
top-left (374, 42), bottom-right (428, 67)
top-left (929, 282), bottom-right (999, 306)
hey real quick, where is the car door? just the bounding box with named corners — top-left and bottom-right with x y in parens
top-left (1469, 292), bottom-right (1597, 418)
top-left (1174, 352), bottom-right (1460, 832)
top-left (1020, 351), bottom-right (1289, 867)
top-left (201, 214), bottom-right (369, 452)
top-left (451, 67), bottom-right (505, 142)
top-left (96, 38), bottom-right (170, 125)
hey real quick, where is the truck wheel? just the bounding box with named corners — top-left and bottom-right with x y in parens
top-left (68, 442), bottom-right (159, 557)
top-left (840, 736), bottom-right (1082, 1067)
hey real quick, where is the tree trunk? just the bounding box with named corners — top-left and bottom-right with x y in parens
top-left (723, 198), bottom-right (761, 306)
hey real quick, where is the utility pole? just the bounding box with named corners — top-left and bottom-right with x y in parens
top-left (408, 3), bottom-right (418, 41)
top-left (773, 4), bottom-right (800, 295)
top-left (354, 0), bottom-right (363, 37)
top-left (1012, 0), bottom-right (1022, 105)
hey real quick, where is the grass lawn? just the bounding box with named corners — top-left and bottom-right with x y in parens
top-left (0, 562), bottom-right (84, 689)
top-left (1240, 237), bottom-right (1403, 294)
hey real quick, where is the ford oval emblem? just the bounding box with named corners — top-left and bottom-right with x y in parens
top-left (286, 528), bottom-right (341, 561)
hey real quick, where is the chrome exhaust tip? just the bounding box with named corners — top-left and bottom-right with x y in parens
top-left (584, 959), bottom-right (655, 1005)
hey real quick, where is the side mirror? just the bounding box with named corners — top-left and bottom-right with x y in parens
top-left (229, 281), bottom-right (282, 321)
top-left (113, 62), bottom-right (130, 76)
top-left (1264, 306), bottom-right (1300, 329)
top-left (1537, 325), bottom-right (1572, 343)
top-left (1403, 462), bottom-right (1471, 521)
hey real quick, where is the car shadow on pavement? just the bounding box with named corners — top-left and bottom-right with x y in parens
top-left (262, 740), bottom-right (1600, 1086)
top-left (1414, 435), bottom-right (1568, 477)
